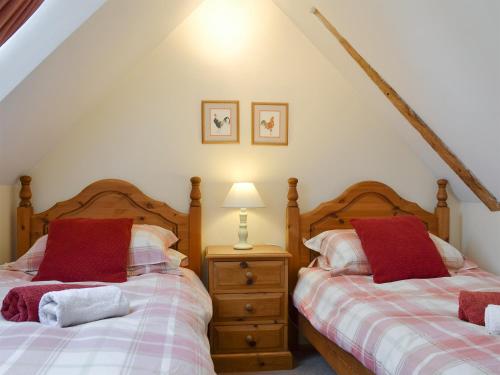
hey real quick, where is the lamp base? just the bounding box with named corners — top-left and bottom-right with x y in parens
top-left (233, 242), bottom-right (253, 250)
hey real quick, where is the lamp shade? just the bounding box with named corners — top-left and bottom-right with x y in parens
top-left (222, 182), bottom-right (265, 208)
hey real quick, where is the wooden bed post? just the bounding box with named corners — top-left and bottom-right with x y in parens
top-left (435, 179), bottom-right (450, 242)
top-left (17, 175), bottom-right (33, 259)
top-left (286, 178), bottom-right (300, 290)
top-left (189, 176), bottom-right (202, 277)
top-left (286, 178), bottom-right (301, 350)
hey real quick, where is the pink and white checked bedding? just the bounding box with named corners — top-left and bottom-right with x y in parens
top-left (0, 268), bottom-right (214, 375)
top-left (294, 266), bottom-right (500, 374)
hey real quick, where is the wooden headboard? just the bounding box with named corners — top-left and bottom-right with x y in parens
top-left (16, 176), bottom-right (202, 277)
top-left (286, 178), bottom-right (450, 289)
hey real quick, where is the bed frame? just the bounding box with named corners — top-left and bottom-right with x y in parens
top-left (286, 178), bottom-right (450, 375)
top-left (16, 176), bottom-right (202, 277)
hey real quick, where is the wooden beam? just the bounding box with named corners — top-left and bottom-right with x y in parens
top-left (312, 7), bottom-right (500, 211)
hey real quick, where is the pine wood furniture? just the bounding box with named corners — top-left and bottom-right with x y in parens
top-left (206, 245), bottom-right (293, 372)
top-left (286, 178), bottom-right (450, 375)
top-left (16, 176), bottom-right (202, 277)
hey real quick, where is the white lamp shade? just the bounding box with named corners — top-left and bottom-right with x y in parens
top-left (222, 182), bottom-right (265, 208)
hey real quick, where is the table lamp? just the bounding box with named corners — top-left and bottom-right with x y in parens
top-left (222, 182), bottom-right (265, 250)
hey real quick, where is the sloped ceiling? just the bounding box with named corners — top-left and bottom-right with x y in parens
top-left (0, 0), bottom-right (105, 102)
top-left (0, 0), bottom-right (202, 184)
top-left (1, 0), bottom-right (498, 205)
top-left (274, 0), bottom-right (500, 203)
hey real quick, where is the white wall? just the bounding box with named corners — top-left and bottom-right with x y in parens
top-left (27, 0), bottom-right (461, 252)
top-left (275, 0), bottom-right (500, 203)
top-left (0, 185), bottom-right (14, 263)
top-left (0, 0), bottom-right (203, 185)
top-left (462, 203), bottom-right (500, 274)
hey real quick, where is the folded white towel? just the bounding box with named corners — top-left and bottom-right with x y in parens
top-left (39, 286), bottom-right (129, 327)
top-left (485, 304), bottom-right (500, 335)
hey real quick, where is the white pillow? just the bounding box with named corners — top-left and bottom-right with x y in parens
top-left (430, 233), bottom-right (465, 270)
top-left (128, 224), bottom-right (179, 266)
top-left (304, 229), bottom-right (370, 275)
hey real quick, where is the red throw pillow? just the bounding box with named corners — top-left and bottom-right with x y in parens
top-left (351, 216), bottom-right (449, 283)
top-left (32, 218), bottom-right (133, 283)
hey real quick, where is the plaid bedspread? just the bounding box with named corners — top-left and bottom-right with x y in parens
top-left (0, 269), bottom-right (214, 375)
top-left (294, 267), bottom-right (500, 374)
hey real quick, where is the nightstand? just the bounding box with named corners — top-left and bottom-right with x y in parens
top-left (206, 245), bottom-right (293, 373)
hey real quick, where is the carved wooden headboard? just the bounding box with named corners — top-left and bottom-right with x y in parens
top-left (286, 178), bottom-right (450, 289)
top-left (16, 176), bottom-right (202, 277)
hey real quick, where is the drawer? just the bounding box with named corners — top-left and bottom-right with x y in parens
top-left (212, 260), bottom-right (285, 291)
top-left (212, 352), bottom-right (293, 373)
top-left (213, 293), bottom-right (284, 322)
top-left (212, 324), bottom-right (286, 353)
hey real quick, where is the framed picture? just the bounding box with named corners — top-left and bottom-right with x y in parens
top-left (201, 100), bottom-right (239, 144)
top-left (252, 102), bottom-right (288, 145)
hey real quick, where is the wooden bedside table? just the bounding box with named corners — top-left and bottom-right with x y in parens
top-left (206, 245), bottom-right (293, 373)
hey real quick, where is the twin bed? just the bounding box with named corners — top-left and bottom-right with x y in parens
top-left (2, 176), bottom-right (500, 374)
top-left (287, 178), bottom-right (500, 374)
top-left (1, 177), bottom-right (214, 374)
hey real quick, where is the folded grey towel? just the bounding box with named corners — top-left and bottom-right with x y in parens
top-left (38, 285), bottom-right (129, 327)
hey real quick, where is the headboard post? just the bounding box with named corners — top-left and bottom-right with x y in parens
top-left (286, 177), bottom-right (301, 290)
top-left (435, 179), bottom-right (450, 242)
top-left (189, 176), bottom-right (202, 277)
top-left (17, 175), bottom-right (33, 258)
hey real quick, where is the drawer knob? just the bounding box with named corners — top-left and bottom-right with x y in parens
top-left (245, 303), bottom-right (254, 312)
top-left (245, 335), bottom-right (256, 347)
top-left (239, 261), bottom-right (248, 269)
top-left (245, 271), bottom-right (254, 285)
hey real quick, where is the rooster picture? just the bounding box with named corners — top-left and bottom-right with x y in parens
top-left (260, 116), bottom-right (275, 135)
top-left (213, 113), bottom-right (230, 133)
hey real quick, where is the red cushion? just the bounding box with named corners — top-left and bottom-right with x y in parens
top-left (351, 216), bottom-right (449, 283)
top-left (32, 218), bottom-right (133, 283)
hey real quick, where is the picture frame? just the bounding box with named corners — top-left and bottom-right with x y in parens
top-left (201, 100), bottom-right (239, 144)
top-left (251, 102), bottom-right (288, 145)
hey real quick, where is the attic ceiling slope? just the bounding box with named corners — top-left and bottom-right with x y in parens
top-left (311, 7), bottom-right (499, 211)
top-left (0, 0), bottom-right (105, 102)
top-left (0, 0), bottom-right (203, 185)
top-left (274, 0), bottom-right (500, 203)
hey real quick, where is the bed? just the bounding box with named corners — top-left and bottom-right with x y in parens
top-left (286, 178), bottom-right (500, 375)
top-left (0, 176), bottom-right (214, 374)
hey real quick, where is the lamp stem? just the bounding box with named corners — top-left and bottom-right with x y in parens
top-left (234, 208), bottom-right (253, 250)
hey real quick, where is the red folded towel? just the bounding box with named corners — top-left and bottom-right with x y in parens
top-left (458, 290), bottom-right (500, 325)
top-left (1, 284), bottom-right (98, 322)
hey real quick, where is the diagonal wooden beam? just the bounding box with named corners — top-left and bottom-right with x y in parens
top-left (312, 7), bottom-right (500, 211)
